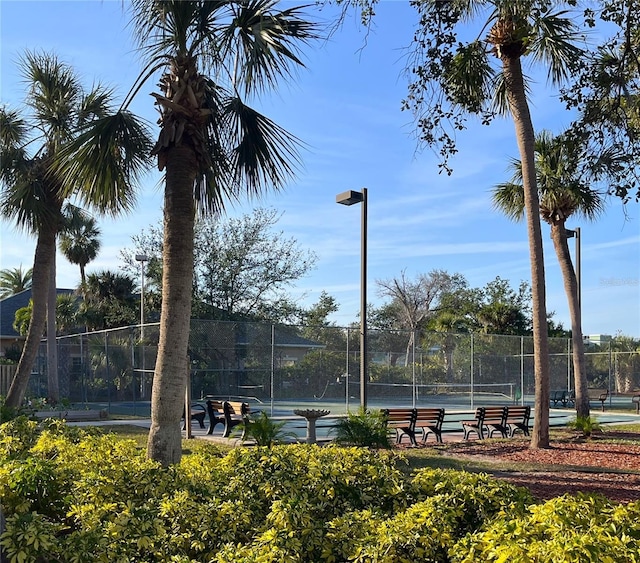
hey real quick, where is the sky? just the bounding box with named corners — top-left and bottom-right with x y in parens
top-left (0, 0), bottom-right (639, 337)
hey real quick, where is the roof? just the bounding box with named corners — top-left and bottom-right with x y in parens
top-left (0, 288), bottom-right (74, 339)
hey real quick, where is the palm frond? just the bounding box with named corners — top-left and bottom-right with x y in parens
top-left (492, 181), bottom-right (525, 220)
top-left (528, 10), bottom-right (585, 84)
top-left (53, 111), bottom-right (154, 216)
top-left (20, 50), bottom-right (82, 146)
top-left (223, 95), bottom-right (301, 197)
top-left (0, 160), bottom-right (60, 233)
top-left (223, 0), bottom-right (318, 94)
top-left (78, 85), bottom-right (115, 125)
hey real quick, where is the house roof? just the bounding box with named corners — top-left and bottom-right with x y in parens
top-left (0, 288), bottom-right (74, 339)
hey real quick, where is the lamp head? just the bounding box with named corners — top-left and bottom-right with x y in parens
top-left (336, 190), bottom-right (364, 206)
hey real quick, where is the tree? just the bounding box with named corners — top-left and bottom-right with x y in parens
top-left (376, 270), bottom-right (467, 365)
top-left (81, 271), bottom-right (138, 331)
top-left (105, 0), bottom-right (317, 465)
top-left (59, 205), bottom-right (102, 292)
top-left (395, 0), bottom-right (586, 448)
top-left (493, 130), bottom-right (605, 417)
top-left (0, 266), bottom-right (32, 298)
top-left (561, 1), bottom-right (640, 203)
top-left (13, 293), bottom-right (80, 336)
top-left (0, 51), bottom-right (150, 408)
top-left (122, 208), bottom-right (317, 323)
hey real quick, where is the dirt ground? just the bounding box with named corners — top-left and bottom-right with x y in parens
top-left (436, 431), bottom-right (640, 503)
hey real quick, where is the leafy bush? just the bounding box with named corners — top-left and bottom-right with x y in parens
top-left (451, 494), bottom-right (640, 562)
top-left (567, 415), bottom-right (602, 437)
top-left (237, 410), bottom-right (297, 447)
top-left (1, 418), bottom-right (638, 563)
top-left (331, 407), bottom-right (392, 448)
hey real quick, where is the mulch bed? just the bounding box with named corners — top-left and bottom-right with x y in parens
top-left (410, 431), bottom-right (640, 503)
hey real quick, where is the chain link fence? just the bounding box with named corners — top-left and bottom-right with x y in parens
top-left (26, 320), bottom-right (640, 415)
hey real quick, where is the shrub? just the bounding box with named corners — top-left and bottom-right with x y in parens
top-left (451, 494), bottom-right (640, 562)
top-left (237, 410), bottom-right (297, 447)
top-left (1, 420), bottom-right (638, 563)
top-left (567, 415), bottom-right (602, 437)
top-left (331, 407), bottom-right (392, 448)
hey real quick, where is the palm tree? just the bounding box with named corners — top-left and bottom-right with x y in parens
top-left (0, 51), bottom-right (151, 408)
top-left (0, 266), bottom-right (32, 298)
top-left (493, 130), bottom-right (605, 418)
top-left (59, 205), bottom-right (102, 292)
top-left (406, 0), bottom-right (584, 448)
top-left (105, 0), bottom-right (317, 465)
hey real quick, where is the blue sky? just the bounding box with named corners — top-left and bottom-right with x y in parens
top-left (1, 1), bottom-right (639, 337)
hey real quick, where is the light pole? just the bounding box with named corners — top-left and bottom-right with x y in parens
top-left (135, 254), bottom-right (148, 335)
top-left (336, 188), bottom-right (368, 410)
top-left (565, 228), bottom-right (581, 312)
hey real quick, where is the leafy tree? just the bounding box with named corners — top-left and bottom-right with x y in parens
top-left (393, 0), bottom-right (585, 448)
top-left (561, 1), bottom-right (640, 203)
top-left (0, 51), bottom-right (150, 408)
top-left (105, 0), bottom-right (318, 465)
top-left (493, 130), bottom-right (605, 417)
top-left (80, 271), bottom-right (138, 331)
top-left (13, 293), bottom-right (80, 336)
top-left (122, 208), bottom-right (317, 324)
top-left (376, 270), bottom-right (467, 365)
top-left (0, 266), bottom-right (32, 298)
top-left (298, 291), bottom-right (346, 349)
top-left (58, 205), bottom-right (102, 292)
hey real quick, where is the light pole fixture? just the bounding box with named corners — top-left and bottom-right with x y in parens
top-left (336, 188), bottom-right (368, 410)
top-left (565, 228), bottom-right (581, 312)
top-left (135, 254), bottom-right (148, 336)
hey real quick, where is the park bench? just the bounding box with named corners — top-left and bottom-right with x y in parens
top-left (414, 407), bottom-right (445, 444)
top-left (205, 399), bottom-right (226, 434)
top-left (182, 403), bottom-right (207, 430)
top-left (461, 406), bottom-right (508, 440)
top-left (222, 400), bottom-right (251, 438)
top-left (504, 405), bottom-right (531, 437)
top-left (588, 388), bottom-right (609, 411)
top-left (382, 408), bottom-right (417, 445)
top-left (34, 409), bottom-right (108, 422)
top-left (551, 390), bottom-right (574, 407)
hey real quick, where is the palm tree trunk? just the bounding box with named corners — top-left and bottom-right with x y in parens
top-left (147, 144), bottom-right (197, 466)
top-left (5, 227), bottom-right (56, 408)
top-left (502, 54), bottom-right (551, 448)
top-left (550, 223), bottom-right (590, 417)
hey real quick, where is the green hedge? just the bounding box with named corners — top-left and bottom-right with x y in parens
top-left (1, 418), bottom-right (639, 562)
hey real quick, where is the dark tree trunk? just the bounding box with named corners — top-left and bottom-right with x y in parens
top-left (502, 53), bottom-right (551, 449)
top-left (550, 222), bottom-right (590, 418)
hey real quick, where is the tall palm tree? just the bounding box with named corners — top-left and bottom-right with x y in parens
top-left (493, 130), bottom-right (605, 418)
top-left (406, 0), bottom-right (584, 448)
top-left (0, 51), bottom-right (151, 408)
top-left (101, 0), bottom-right (317, 465)
top-left (0, 266), bottom-right (32, 298)
top-left (59, 205), bottom-right (102, 291)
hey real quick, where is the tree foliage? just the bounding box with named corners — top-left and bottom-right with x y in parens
top-left (561, 0), bottom-right (640, 202)
top-left (122, 208), bottom-right (317, 323)
top-left (0, 266), bottom-right (32, 298)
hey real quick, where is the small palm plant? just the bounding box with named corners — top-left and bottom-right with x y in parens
top-left (331, 408), bottom-right (392, 449)
top-left (567, 415), bottom-right (602, 438)
top-left (238, 411), bottom-right (297, 447)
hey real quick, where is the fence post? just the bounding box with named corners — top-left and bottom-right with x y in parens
top-left (185, 356), bottom-right (192, 439)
